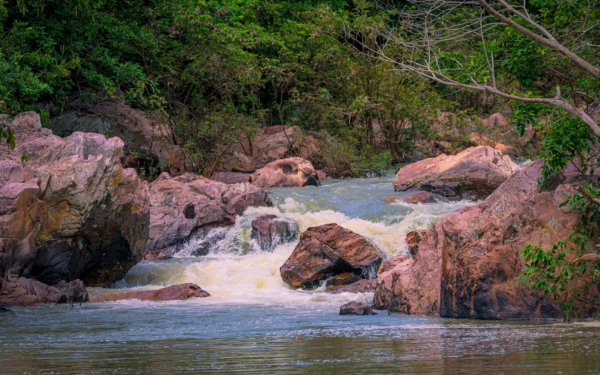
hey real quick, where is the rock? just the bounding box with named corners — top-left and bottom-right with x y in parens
top-left (393, 146), bottom-right (518, 200)
top-left (280, 223), bottom-right (383, 289)
top-left (54, 279), bottom-right (89, 304)
top-left (250, 157), bottom-right (320, 188)
top-left (0, 277), bottom-right (88, 306)
top-left (317, 170), bottom-right (331, 181)
top-left (376, 255), bottom-right (410, 276)
top-left (326, 279), bottom-right (377, 294)
top-left (339, 301), bottom-right (376, 315)
top-left (250, 215), bottom-right (299, 252)
top-left (396, 191), bottom-right (437, 204)
top-left (375, 160), bottom-right (600, 319)
top-left (227, 126), bottom-right (320, 171)
top-left (50, 99), bottom-right (187, 174)
top-left (0, 112), bottom-right (150, 287)
top-left (469, 133), bottom-right (513, 155)
top-left (90, 283), bottom-right (210, 302)
top-left (0, 305), bottom-right (11, 313)
top-left (482, 113), bottom-right (508, 127)
top-left (145, 173), bottom-right (272, 259)
top-left (325, 272), bottom-right (361, 287)
top-left (211, 171), bottom-right (251, 184)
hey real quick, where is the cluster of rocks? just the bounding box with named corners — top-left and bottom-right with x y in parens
top-left (0, 112), bottom-right (150, 306)
top-left (0, 110), bottom-right (323, 307)
top-left (373, 159), bottom-right (600, 320)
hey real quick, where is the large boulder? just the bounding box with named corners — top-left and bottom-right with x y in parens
top-left (90, 283), bottom-right (210, 302)
top-left (145, 173), bottom-right (272, 259)
top-left (0, 112), bottom-right (150, 287)
top-left (250, 157), bottom-right (320, 188)
top-left (50, 99), bottom-right (187, 175)
top-left (250, 215), bottom-right (299, 252)
top-left (375, 160), bottom-right (600, 319)
top-left (393, 146), bottom-right (518, 200)
top-left (280, 223), bottom-right (382, 289)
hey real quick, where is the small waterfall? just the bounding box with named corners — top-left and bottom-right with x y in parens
top-left (115, 174), bottom-right (475, 302)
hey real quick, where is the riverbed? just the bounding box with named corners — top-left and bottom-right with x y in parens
top-left (1, 174), bottom-right (599, 374)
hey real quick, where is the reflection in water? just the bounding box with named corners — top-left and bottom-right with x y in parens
top-left (1, 173), bottom-right (599, 374)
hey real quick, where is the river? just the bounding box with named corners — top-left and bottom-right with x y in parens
top-left (1, 173), bottom-right (599, 374)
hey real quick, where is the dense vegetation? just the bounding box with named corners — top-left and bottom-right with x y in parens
top-left (1, 0), bottom-right (599, 318)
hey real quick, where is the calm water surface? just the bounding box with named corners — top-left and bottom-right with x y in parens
top-left (1, 173), bottom-right (599, 374)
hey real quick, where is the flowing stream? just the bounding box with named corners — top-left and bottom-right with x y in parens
top-left (1, 173), bottom-right (599, 374)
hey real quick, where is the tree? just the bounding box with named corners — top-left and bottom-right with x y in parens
top-left (365, 0), bottom-right (600, 135)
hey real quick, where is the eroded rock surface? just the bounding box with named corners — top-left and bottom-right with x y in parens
top-left (145, 173), bottom-right (272, 259)
top-left (280, 223), bottom-right (382, 289)
top-left (250, 157), bottom-right (320, 188)
top-left (375, 160), bottom-right (600, 319)
top-left (393, 146), bottom-right (518, 200)
top-left (0, 112), bottom-right (150, 287)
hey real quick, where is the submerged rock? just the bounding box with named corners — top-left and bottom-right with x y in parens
top-left (339, 301), bottom-right (376, 315)
top-left (393, 146), bottom-right (518, 200)
top-left (396, 191), bottom-right (437, 204)
top-left (90, 283), bottom-right (210, 302)
top-left (250, 215), bottom-right (299, 252)
top-left (375, 160), bottom-right (600, 319)
top-left (280, 224), bottom-right (382, 289)
top-left (145, 173), bottom-right (272, 260)
top-left (250, 157), bottom-right (320, 188)
top-left (0, 112), bottom-right (150, 287)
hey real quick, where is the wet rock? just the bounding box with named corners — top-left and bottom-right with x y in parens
top-left (211, 172), bottom-right (251, 184)
top-left (145, 173), bottom-right (272, 260)
top-left (90, 283), bottom-right (210, 302)
top-left (250, 157), bottom-right (320, 188)
top-left (339, 301), bottom-right (376, 315)
top-left (280, 223), bottom-right (383, 289)
top-left (326, 279), bottom-right (377, 294)
top-left (0, 277), bottom-right (88, 306)
top-left (0, 305), bottom-right (11, 313)
top-left (54, 279), bottom-right (89, 304)
top-left (325, 272), bottom-right (361, 287)
top-left (250, 215), bottom-right (299, 252)
top-left (375, 160), bottom-right (600, 319)
top-left (397, 191), bottom-right (437, 204)
top-left (0, 112), bottom-right (150, 287)
top-left (393, 146), bottom-right (518, 201)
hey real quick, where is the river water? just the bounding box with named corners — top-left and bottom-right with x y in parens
top-left (1, 173), bottom-right (599, 374)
